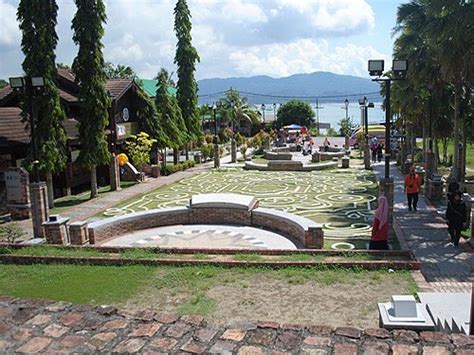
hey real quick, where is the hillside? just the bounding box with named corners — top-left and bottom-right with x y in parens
top-left (197, 71), bottom-right (381, 104)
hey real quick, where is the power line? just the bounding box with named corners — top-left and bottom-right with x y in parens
top-left (198, 89), bottom-right (381, 100)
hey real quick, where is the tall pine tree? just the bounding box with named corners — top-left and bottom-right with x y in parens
top-left (17, 0), bottom-right (67, 208)
top-left (154, 69), bottom-right (187, 166)
top-left (174, 0), bottom-right (201, 159)
top-left (71, 0), bottom-right (110, 198)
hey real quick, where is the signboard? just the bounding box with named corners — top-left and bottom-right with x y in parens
top-left (5, 168), bottom-right (29, 204)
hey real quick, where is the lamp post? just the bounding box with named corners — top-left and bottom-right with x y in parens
top-left (9, 76), bottom-right (48, 239)
top-left (261, 103), bottom-right (266, 124)
top-left (9, 76), bottom-right (45, 183)
top-left (212, 103), bottom-right (220, 168)
top-left (273, 103), bottom-right (277, 123)
top-left (368, 59), bottom-right (407, 180)
top-left (359, 97), bottom-right (374, 170)
top-left (344, 99), bottom-right (349, 120)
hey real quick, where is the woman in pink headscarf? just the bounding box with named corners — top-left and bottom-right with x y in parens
top-left (369, 196), bottom-right (389, 250)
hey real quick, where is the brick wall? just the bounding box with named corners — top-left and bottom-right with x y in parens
top-left (190, 208), bottom-right (252, 226)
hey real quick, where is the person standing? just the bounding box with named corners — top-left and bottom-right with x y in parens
top-left (377, 143), bottom-right (384, 162)
top-left (447, 177), bottom-right (460, 202)
top-left (369, 196), bottom-right (389, 250)
top-left (404, 166), bottom-right (421, 211)
top-left (445, 191), bottom-right (467, 247)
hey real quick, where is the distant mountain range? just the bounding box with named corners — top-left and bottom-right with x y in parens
top-left (197, 71), bottom-right (382, 105)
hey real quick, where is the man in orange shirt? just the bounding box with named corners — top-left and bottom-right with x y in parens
top-left (404, 166), bottom-right (421, 211)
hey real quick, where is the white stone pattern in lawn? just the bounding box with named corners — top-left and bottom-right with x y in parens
top-left (103, 169), bottom-right (377, 243)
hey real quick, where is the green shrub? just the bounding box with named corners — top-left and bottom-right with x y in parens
top-left (0, 222), bottom-right (26, 243)
top-left (160, 160), bottom-right (196, 176)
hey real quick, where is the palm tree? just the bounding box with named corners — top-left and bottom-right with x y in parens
top-left (218, 89), bottom-right (260, 135)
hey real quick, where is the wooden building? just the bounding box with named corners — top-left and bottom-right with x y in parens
top-left (0, 69), bottom-right (148, 204)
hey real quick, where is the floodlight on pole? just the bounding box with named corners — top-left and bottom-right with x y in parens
top-left (9, 77), bottom-right (25, 89)
top-left (31, 77), bottom-right (45, 88)
top-left (368, 60), bottom-right (384, 76)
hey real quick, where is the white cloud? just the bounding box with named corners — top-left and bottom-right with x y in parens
top-left (0, 0), bottom-right (20, 46)
top-left (228, 39), bottom-right (389, 78)
top-left (0, 0), bottom-right (386, 81)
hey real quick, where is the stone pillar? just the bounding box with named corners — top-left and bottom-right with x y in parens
top-left (109, 154), bottom-right (121, 191)
top-left (364, 144), bottom-right (371, 170)
top-left (344, 136), bottom-right (349, 151)
top-left (311, 153), bottom-right (320, 163)
top-left (69, 220), bottom-right (89, 245)
top-left (43, 215), bottom-right (70, 245)
top-left (341, 156), bottom-right (350, 169)
top-left (425, 152), bottom-right (435, 181)
top-left (30, 182), bottom-right (49, 238)
top-left (231, 138), bottom-right (237, 163)
top-left (213, 136), bottom-right (220, 168)
top-left (5, 168), bottom-right (31, 219)
top-left (426, 176), bottom-right (444, 201)
top-left (264, 136), bottom-right (271, 150)
top-left (151, 164), bottom-right (160, 178)
top-left (378, 178), bottom-right (394, 229)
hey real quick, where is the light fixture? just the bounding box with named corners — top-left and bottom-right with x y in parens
top-left (368, 60), bottom-right (384, 76)
top-left (358, 96), bottom-right (368, 106)
top-left (9, 77), bottom-right (25, 89)
top-left (368, 102), bottom-right (375, 108)
top-left (392, 60), bottom-right (408, 77)
top-left (31, 76), bottom-right (45, 87)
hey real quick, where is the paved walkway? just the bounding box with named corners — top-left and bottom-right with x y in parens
top-left (1, 296), bottom-right (472, 354)
top-left (373, 162), bottom-right (473, 293)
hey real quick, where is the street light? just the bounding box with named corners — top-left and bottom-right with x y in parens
top-left (273, 103), bottom-right (277, 123)
top-left (212, 103), bottom-right (218, 143)
top-left (212, 103), bottom-right (220, 168)
top-left (344, 99), bottom-right (349, 120)
top-left (359, 97), bottom-right (374, 169)
top-left (261, 103), bottom-right (266, 123)
top-left (9, 76), bottom-right (45, 183)
top-left (368, 59), bottom-right (408, 179)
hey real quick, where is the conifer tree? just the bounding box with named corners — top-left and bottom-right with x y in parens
top-left (71, 0), bottom-right (110, 198)
top-left (174, 0), bottom-right (201, 158)
top-left (17, 0), bottom-right (67, 208)
top-left (154, 69), bottom-right (187, 166)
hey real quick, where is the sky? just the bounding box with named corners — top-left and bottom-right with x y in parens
top-left (0, 0), bottom-right (405, 81)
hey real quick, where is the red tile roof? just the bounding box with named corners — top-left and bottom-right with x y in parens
top-left (0, 107), bottom-right (29, 146)
top-left (105, 80), bottom-right (133, 100)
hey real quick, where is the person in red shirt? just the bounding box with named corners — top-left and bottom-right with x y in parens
top-left (369, 196), bottom-right (389, 250)
top-left (404, 166), bottom-right (421, 211)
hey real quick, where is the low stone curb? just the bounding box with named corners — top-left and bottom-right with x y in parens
top-left (0, 296), bottom-right (472, 354)
top-left (0, 254), bottom-right (421, 270)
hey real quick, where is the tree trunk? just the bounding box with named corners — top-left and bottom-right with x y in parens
top-left (173, 148), bottom-right (179, 165)
top-left (163, 148), bottom-right (167, 167)
top-left (90, 165), bottom-right (98, 198)
top-left (434, 136), bottom-right (440, 172)
top-left (453, 86), bottom-right (460, 181)
top-left (46, 172), bottom-right (55, 209)
top-left (185, 143), bottom-right (189, 160)
top-left (442, 138), bottom-right (448, 164)
top-left (422, 114), bottom-right (427, 163)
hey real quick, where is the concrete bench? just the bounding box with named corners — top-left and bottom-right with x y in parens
top-left (265, 151), bottom-right (292, 160)
top-left (252, 207), bottom-right (323, 248)
top-left (301, 161), bottom-right (338, 171)
top-left (314, 151), bottom-right (346, 162)
top-left (267, 160), bottom-right (303, 171)
top-left (244, 162), bottom-right (268, 170)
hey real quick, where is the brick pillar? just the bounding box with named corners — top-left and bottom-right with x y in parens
top-left (426, 178), bottom-right (444, 201)
top-left (43, 215), bottom-right (70, 245)
top-left (109, 154), bottom-right (121, 191)
top-left (305, 227), bottom-right (324, 249)
top-left (69, 220), bottom-right (89, 245)
top-left (30, 182), bottom-right (49, 238)
top-left (378, 178), bottom-right (394, 229)
top-left (231, 138), bottom-right (237, 163)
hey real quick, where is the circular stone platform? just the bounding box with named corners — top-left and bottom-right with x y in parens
top-left (101, 224), bottom-right (298, 249)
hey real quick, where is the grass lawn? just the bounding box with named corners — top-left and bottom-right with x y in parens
top-left (0, 263), bottom-right (417, 328)
top-left (415, 140), bottom-right (474, 170)
top-left (99, 168), bottom-right (379, 249)
top-left (50, 181), bottom-right (137, 215)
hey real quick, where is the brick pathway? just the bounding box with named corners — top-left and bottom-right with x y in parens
top-left (373, 162), bottom-right (474, 293)
top-left (1, 296), bottom-right (472, 354)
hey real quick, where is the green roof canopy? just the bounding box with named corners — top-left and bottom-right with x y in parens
top-left (138, 79), bottom-right (177, 98)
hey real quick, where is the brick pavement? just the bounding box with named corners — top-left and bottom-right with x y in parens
top-left (1, 296), bottom-right (473, 354)
top-left (373, 162), bottom-right (473, 293)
